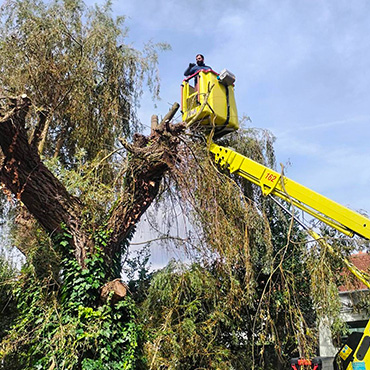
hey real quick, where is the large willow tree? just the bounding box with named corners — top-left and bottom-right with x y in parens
top-left (0, 1), bottom-right (364, 369)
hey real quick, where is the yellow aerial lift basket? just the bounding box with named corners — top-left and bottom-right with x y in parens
top-left (181, 69), bottom-right (239, 137)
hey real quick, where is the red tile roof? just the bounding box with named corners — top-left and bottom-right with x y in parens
top-left (338, 252), bottom-right (370, 292)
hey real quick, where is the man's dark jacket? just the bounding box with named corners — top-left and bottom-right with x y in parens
top-left (184, 62), bottom-right (212, 76)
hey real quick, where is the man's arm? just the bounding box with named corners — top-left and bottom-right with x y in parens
top-left (184, 63), bottom-right (196, 76)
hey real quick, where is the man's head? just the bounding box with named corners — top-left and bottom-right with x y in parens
top-left (196, 54), bottom-right (205, 66)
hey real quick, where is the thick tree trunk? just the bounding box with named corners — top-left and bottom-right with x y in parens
top-left (106, 103), bottom-right (183, 261)
top-left (0, 97), bottom-right (183, 272)
top-left (0, 96), bottom-right (90, 265)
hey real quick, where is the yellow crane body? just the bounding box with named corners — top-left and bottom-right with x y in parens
top-left (210, 142), bottom-right (370, 240)
top-left (209, 143), bottom-right (370, 370)
top-left (335, 319), bottom-right (370, 369)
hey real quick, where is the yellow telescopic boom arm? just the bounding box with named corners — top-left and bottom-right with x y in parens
top-left (210, 142), bottom-right (370, 240)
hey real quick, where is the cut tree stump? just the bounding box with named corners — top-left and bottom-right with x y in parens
top-left (100, 279), bottom-right (129, 304)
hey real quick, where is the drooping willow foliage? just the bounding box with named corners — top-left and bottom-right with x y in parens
top-left (0, 0), bottom-right (168, 165)
top-left (140, 127), bottom-right (368, 369)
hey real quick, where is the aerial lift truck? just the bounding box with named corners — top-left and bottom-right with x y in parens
top-left (181, 68), bottom-right (370, 370)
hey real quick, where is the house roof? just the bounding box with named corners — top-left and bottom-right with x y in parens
top-left (338, 252), bottom-right (370, 292)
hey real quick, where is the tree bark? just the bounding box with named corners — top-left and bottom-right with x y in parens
top-left (0, 96), bottom-right (184, 271)
top-left (0, 96), bottom-right (90, 265)
top-left (106, 103), bottom-right (184, 261)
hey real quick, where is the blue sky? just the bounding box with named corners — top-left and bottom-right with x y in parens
top-left (87, 0), bottom-right (370, 267)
